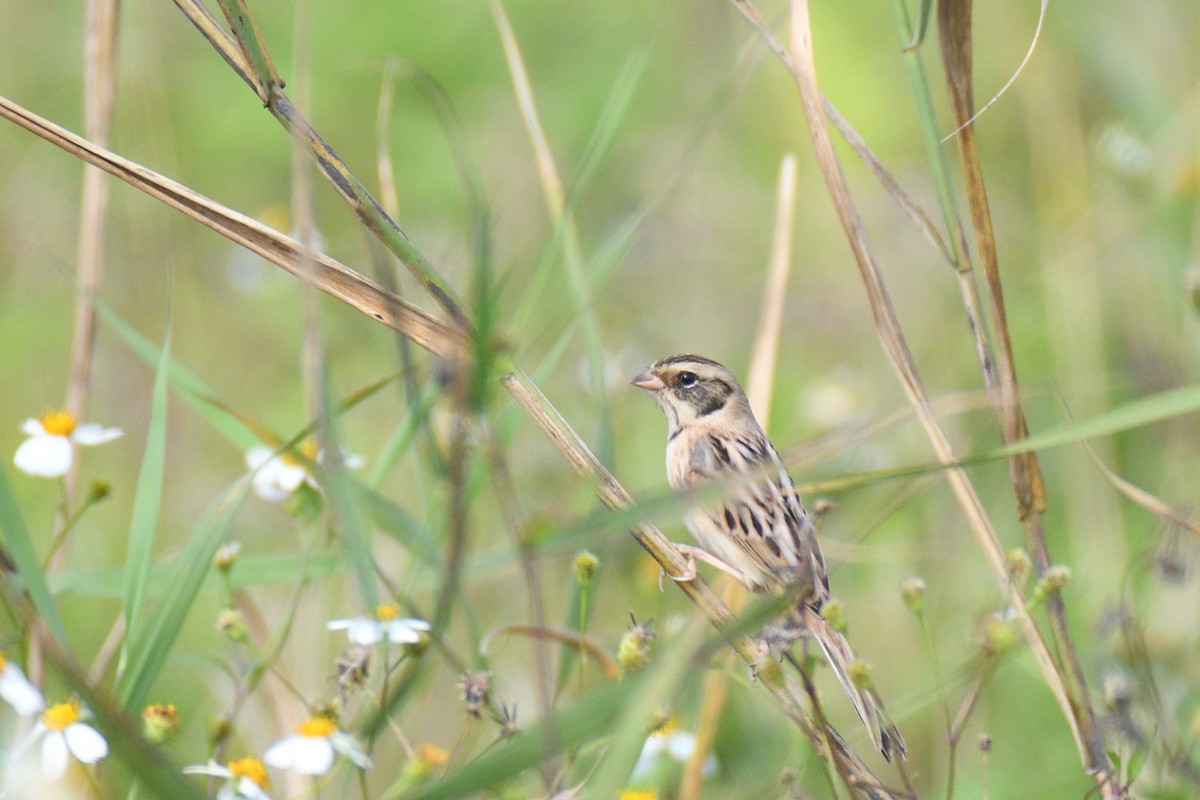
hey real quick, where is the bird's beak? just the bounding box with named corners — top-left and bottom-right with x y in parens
top-left (631, 369), bottom-right (665, 392)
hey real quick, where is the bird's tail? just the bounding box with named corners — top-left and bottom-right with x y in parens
top-left (801, 605), bottom-right (907, 762)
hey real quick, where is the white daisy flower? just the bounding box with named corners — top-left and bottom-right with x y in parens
top-left (263, 716), bottom-right (371, 776)
top-left (245, 442), bottom-right (364, 502)
top-left (16, 699), bottom-right (109, 780)
top-left (184, 757), bottom-right (272, 800)
top-left (13, 410), bottom-right (122, 478)
top-left (632, 720), bottom-right (716, 780)
top-left (0, 654), bottom-right (44, 717)
top-left (327, 603), bottom-right (430, 647)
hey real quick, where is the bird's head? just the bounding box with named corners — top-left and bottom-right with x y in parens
top-left (631, 354), bottom-right (750, 431)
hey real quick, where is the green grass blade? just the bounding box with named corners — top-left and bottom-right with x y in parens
top-left (0, 464), bottom-right (67, 642)
top-left (367, 381), bottom-right (440, 489)
top-left (322, 462), bottom-right (379, 611)
top-left (359, 480), bottom-right (441, 568)
top-left (117, 480), bottom-right (249, 709)
top-left (995, 383), bottom-right (1200, 458)
top-left (121, 324), bottom-right (172, 655)
top-left (93, 298), bottom-right (260, 450)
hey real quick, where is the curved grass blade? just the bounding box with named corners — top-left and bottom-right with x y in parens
top-left (0, 465), bottom-right (67, 643)
top-left (121, 322), bottom-right (172, 660)
top-left (117, 479), bottom-right (249, 709)
top-left (359, 481), bottom-right (442, 568)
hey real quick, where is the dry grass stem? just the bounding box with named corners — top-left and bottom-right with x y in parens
top-left (747, 154), bottom-right (799, 427)
top-left (0, 95), bottom-right (467, 361)
top-left (938, 0), bottom-right (1110, 785)
top-left (785, 0), bottom-right (1100, 784)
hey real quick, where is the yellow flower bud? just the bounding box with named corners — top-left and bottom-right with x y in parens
top-left (899, 577), bottom-right (926, 615)
top-left (819, 598), bottom-right (847, 633)
top-left (618, 618), bottom-right (656, 674)
top-left (573, 551), bottom-right (600, 586)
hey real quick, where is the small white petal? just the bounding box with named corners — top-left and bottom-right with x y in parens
top-left (275, 463), bottom-right (308, 493)
top-left (184, 762), bottom-right (235, 779)
top-left (265, 735), bottom-right (336, 775)
top-left (330, 731), bottom-right (372, 770)
top-left (262, 735), bottom-right (299, 768)
top-left (64, 722), bottom-right (108, 763)
top-left (327, 616), bottom-right (383, 645)
top-left (14, 436), bottom-right (72, 478)
top-left (245, 446), bottom-right (275, 471)
top-left (382, 621), bottom-right (422, 644)
top-left (19, 419), bottom-right (46, 436)
top-left (0, 663), bottom-right (45, 716)
top-left (341, 452), bottom-right (365, 470)
top-left (400, 618), bottom-right (431, 632)
top-left (234, 775), bottom-right (273, 800)
top-left (251, 477), bottom-right (291, 503)
top-left (40, 731), bottom-right (69, 780)
top-left (665, 731), bottom-right (697, 761)
top-left (632, 735), bottom-right (667, 779)
top-left (71, 424), bottom-right (123, 446)
top-left (346, 620), bottom-right (384, 646)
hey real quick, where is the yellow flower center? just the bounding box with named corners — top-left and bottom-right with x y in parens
top-left (0, 653), bottom-right (6, 670)
top-left (651, 715), bottom-right (678, 736)
top-left (142, 702), bottom-right (177, 718)
top-left (40, 410), bottom-right (77, 437)
top-left (228, 756), bottom-right (270, 789)
top-left (300, 440), bottom-right (320, 460)
top-left (619, 791), bottom-right (658, 800)
top-left (376, 602), bottom-right (400, 621)
top-left (142, 702), bottom-right (180, 727)
top-left (41, 700), bottom-right (81, 731)
top-left (416, 743), bottom-right (449, 768)
top-left (297, 715), bottom-right (337, 737)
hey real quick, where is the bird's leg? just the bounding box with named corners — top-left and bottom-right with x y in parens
top-left (660, 544), bottom-right (752, 587)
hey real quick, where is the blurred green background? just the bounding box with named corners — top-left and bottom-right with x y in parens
top-left (2, 0), bottom-right (1200, 797)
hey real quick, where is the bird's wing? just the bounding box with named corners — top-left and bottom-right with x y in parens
top-left (681, 430), bottom-right (828, 600)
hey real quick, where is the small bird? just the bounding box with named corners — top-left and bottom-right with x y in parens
top-left (633, 354), bottom-right (905, 761)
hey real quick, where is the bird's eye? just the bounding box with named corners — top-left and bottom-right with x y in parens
top-left (678, 371), bottom-right (699, 388)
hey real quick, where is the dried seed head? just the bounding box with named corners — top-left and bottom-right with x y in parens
top-left (142, 703), bottom-right (181, 743)
top-left (335, 647), bottom-right (371, 694)
top-left (1006, 548), bottom-right (1032, 586)
top-left (457, 671), bottom-right (491, 717)
top-left (1031, 565), bottom-right (1072, 606)
top-left (1154, 545), bottom-right (1189, 584)
top-left (496, 702), bottom-right (519, 738)
top-left (618, 615), bottom-right (656, 674)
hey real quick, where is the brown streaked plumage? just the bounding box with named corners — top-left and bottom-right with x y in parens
top-left (633, 354), bottom-right (905, 761)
